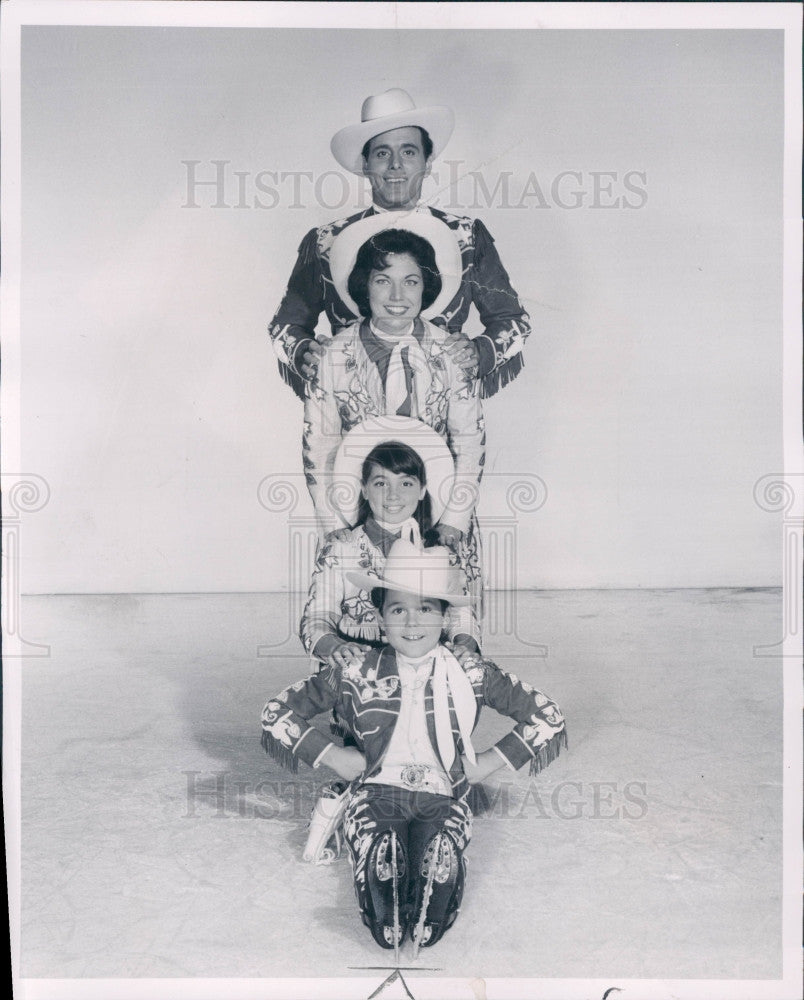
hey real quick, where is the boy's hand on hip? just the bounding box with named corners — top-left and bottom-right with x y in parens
top-left (325, 745), bottom-right (366, 782)
top-left (461, 749), bottom-right (504, 785)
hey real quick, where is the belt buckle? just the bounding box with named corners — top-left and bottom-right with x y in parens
top-left (401, 764), bottom-right (428, 789)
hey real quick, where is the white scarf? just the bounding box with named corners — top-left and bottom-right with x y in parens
top-left (370, 320), bottom-right (431, 416)
top-left (431, 646), bottom-right (477, 770)
top-left (373, 516), bottom-right (422, 548)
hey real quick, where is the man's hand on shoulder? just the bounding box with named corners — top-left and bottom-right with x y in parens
top-left (441, 332), bottom-right (479, 378)
top-left (299, 339), bottom-right (326, 379)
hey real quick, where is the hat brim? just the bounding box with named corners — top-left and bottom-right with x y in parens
top-left (345, 569), bottom-right (471, 608)
top-left (331, 415), bottom-right (456, 527)
top-left (331, 105), bottom-right (454, 175)
top-left (328, 210), bottom-right (463, 321)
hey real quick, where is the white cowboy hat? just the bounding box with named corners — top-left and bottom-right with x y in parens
top-left (328, 210), bottom-right (462, 320)
top-left (347, 537), bottom-right (471, 607)
top-left (331, 415), bottom-right (456, 528)
top-left (331, 88), bottom-right (454, 175)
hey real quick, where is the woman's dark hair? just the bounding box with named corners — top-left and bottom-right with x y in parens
top-left (361, 126), bottom-right (434, 162)
top-left (370, 586), bottom-right (447, 616)
top-left (357, 440), bottom-right (433, 533)
top-left (348, 229), bottom-right (442, 319)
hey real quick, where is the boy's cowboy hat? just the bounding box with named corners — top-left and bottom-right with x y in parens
top-left (328, 212), bottom-right (462, 320)
top-left (331, 89), bottom-right (454, 175)
top-left (332, 415), bottom-right (456, 528)
top-left (347, 537), bottom-right (471, 607)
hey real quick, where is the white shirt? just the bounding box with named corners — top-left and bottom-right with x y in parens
top-left (367, 651), bottom-right (453, 795)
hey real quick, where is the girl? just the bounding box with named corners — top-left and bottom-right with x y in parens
top-left (303, 228), bottom-right (485, 613)
top-left (301, 415), bottom-right (480, 672)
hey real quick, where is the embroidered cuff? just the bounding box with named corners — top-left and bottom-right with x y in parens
top-left (494, 731), bottom-right (534, 772)
top-left (312, 633), bottom-right (341, 662)
top-left (492, 744), bottom-right (517, 771)
top-left (312, 742), bottom-right (336, 770)
top-left (294, 726), bottom-right (334, 769)
top-left (473, 334), bottom-right (497, 377)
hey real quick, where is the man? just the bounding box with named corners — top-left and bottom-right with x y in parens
top-left (269, 88), bottom-right (532, 401)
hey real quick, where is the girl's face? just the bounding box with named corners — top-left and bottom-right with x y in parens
top-left (362, 462), bottom-right (425, 525)
top-left (367, 253), bottom-right (424, 333)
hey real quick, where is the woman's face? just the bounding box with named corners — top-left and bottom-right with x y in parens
top-left (362, 462), bottom-right (425, 524)
top-left (367, 253), bottom-right (424, 333)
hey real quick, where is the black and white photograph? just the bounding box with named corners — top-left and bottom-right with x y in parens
top-left (2, 2), bottom-right (801, 999)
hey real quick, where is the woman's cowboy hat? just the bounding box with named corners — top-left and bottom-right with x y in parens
top-left (328, 212), bottom-right (462, 320)
top-left (347, 537), bottom-right (471, 607)
top-left (331, 415), bottom-right (456, 528)
top-left (331, 89), bottom-right (454, 175)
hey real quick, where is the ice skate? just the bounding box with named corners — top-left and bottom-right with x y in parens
top-left (411, 832), bottom-right (464, 955)
top-left (363, 831), bottom-right (407, 951)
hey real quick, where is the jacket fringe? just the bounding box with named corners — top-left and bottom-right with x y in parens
top-left (278, 360), bottom-right (306, 401)
top-left (529, 727), bottom-right (568, 777)
top-left (261, 730), bottom-right (299, 773)
top-left (480, 352), bottom-right (524, 399)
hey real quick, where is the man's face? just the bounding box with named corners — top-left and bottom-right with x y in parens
top-left (362, 126), bottom-right (432, 210)
top-left (380, 589), bottom-right (446, 659)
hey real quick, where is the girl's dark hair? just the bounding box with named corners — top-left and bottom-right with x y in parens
top-left (348, 229), bottom-right (442, 319)
top-left (357, 440), bottom-right (433, 534)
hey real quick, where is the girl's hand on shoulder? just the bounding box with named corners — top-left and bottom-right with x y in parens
top-left (328, 641), bottom-right (369, 671)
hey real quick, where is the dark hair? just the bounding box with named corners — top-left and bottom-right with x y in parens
top-left (348, 229), bottom-right (442, 319)
top-left (361, 126), bottom-right (434, 163)
top-left (370, 587), bottom-right (447, 615)
top-left (357, 440), bottom-right (433, 533)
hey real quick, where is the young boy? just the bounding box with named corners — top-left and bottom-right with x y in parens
top-left (260, 539), bottom-right (566, 954)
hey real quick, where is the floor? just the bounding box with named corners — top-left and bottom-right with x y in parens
top-left (17, 588), bottom-right (784, 986)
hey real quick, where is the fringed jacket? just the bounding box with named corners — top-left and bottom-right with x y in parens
top-left (303, 317), bottom-right (485, 534)
top-left (261, 645), bottom-right (567, 800)
top-left (299, 518), bottom-right (481, 658)
top-left (269, 206), bottom-right (531, 401)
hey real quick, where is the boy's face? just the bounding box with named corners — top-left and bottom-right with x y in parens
top-left (379, 588), bottom-right (446, 659)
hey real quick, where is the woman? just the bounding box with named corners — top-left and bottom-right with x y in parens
top-left (303, 228), bottom-right (485, 615)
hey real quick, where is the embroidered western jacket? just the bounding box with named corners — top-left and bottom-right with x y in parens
top-left (269, 207), bottom-right (531, 401)
top-left (300, 519), bottom-right (481, 657)
top-left (261, 645), bottom-right (566, 800)
top-left (303, 318), bottom-right (485, 535)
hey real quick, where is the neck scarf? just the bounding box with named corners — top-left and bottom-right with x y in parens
top-left (369, 320), bottom-right (431, 416)
top-left (431, 646), bottom-right (477, 770)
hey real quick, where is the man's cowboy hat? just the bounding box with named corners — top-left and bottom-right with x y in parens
top-left (331, 415), bottom-right (456, 528)
top-left (331, 88), bottom-right (454, 175)
top-left (347, 537), bottom-right (471, 607)
top-left (328, 212), bottom-right (462, 321)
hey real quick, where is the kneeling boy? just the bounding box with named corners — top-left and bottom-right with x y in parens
top-left (260, 539), bottom-right (566, 953)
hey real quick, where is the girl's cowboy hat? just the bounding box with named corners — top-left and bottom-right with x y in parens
top-left (331, 89), bottom-right (454, 175)
top-left (347, 537), bottom-right (471, 607)
top-left (328, 212), bottom-right (462, 320)
top-left (331, 415), bottom-right (456, 528)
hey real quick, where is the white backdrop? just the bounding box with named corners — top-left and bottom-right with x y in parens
top-left (17, 26), bottom-right (783, 593)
